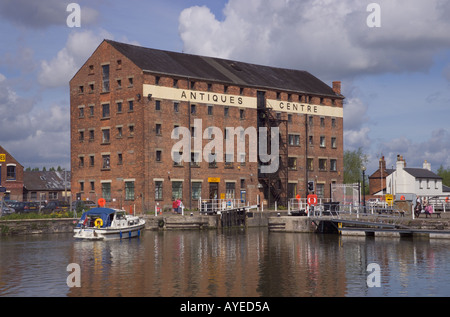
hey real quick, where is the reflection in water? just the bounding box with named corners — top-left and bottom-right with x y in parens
top-left (1, 229), bottom-right (450, 297)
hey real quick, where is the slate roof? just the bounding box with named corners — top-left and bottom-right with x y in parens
top-left (404, 168), bottom-right (442, 179)
top-left (106, 40), bottom-right (343, 99)
top-left (24, 171), bottom-right (71, 191)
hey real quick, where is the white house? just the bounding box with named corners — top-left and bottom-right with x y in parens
top-left (386, 155), bottom-right (444, 200)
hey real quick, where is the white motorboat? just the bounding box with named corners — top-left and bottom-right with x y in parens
top-left (74, 207), bottom-right (145, 240)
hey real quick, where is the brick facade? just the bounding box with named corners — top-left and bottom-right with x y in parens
top-left (70, 40), bottom-right (344, 212)
top-left (0, 145), bottom-right (24, 201)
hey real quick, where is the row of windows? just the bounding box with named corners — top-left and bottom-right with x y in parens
top-left (78, 125), bottom-right (135, 143)
top-left (79, 181), bottom-right (135, 201)
top-left (288, 134), bottom-right (338, 148)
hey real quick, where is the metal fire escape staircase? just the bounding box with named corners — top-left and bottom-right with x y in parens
top-left (257, 102), bottom-right (289, 207)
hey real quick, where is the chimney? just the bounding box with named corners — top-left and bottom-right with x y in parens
top-left (396, 154), bottom-right (405, 171)
top-left (332, 81), bottom-right (341, 94)
top-left (423, 160), bottom-right (431, 171)
top-left (379, 156), bottom-right (386, 171)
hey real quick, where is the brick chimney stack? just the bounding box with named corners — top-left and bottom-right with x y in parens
top-left (379, 156), bottom-right (386, 170)
top-left (332, 81), bottom-right (341, 94)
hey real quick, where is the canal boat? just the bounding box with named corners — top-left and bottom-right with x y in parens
top-left (74, 207), bottom-right (145, 240)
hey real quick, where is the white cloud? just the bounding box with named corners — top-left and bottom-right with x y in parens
top-left (179, 0), bottom-right (450, 81)
top-left (38, 29), bottom-right (112, 88)
top-left (0, 74), bottom-right (70, 168)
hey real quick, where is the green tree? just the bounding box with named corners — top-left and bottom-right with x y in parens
top-left (343, 147), bottom-right (368, 185)
top-left (437, 165), bottom-right (450, 187)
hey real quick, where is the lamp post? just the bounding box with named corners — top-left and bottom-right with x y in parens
top-left (362, 165), bottom-right (366, 213)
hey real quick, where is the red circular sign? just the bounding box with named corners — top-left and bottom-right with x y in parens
top-left (307, 194), bottom-right (318, 206)
top-left (98, 198), bottom-right (106, 207)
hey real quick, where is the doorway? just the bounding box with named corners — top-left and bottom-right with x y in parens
top-left (209, 182), bottom-right (219, 199)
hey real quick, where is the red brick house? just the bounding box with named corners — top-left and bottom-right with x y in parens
top-left (0, 145), bottom-right (24, 201)
top-left (70, 40), bottom-right (344, 212)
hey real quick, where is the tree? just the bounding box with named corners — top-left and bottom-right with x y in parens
top-left (344, 147), bottom-right (368, 185)
top-left (437, 165), bottom-right (450, 187)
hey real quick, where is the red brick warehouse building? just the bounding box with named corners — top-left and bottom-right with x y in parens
top-left (70, 40), bottom-right (344, 213)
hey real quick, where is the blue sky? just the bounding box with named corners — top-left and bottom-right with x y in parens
top-left (1, 0), bottom-right (450, 175)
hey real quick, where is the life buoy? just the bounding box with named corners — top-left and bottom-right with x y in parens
top-left (446, 197), bottom-right (449, 203)
top-left (95, 218), bottom-right (103, 228)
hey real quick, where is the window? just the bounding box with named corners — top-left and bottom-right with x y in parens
top-left (117, 126), bottom-right (123, 138)
top-left (90, 181), bottom-right (95, 191)
top-left (102, 129), bottom-right (110, 144)
top-left (89, 128), bottom-right (95, 141)
top-left (89, 105), bottom-right (94, 116)
top-left (208, 105), bottom-right (213, 115)
top-left (330, 159), bottom-right (337, 172)
top-left (128, 77), bottom-right (133, 87)
top-left (173, 150), bottom-right (183, 166)
top-left (173, 79), bottom-right (178, 88)
top-left (289, 134), bottom-right (300, 146)
top-left (102, 182), bottom-right (111, 201)
top-left (156, 150), bottom-right (162, 162)
top-left (226, 182), bottom-right (235, 199)
top-left (116, 59), bottom-right (122, 69)
top-left (172, 181), bottom-right (183, 200)
top-left (155, 100), bottom-right (161, 111)
top-left (89, 83), bottom-right (94, 93)
top-left (240, 179), bottom-right (245, 188)
top-left (78, 85), bottom-right (84, 94)
top-left (288, 183), bottom-right (297, 199)
top-left (155, 181), bottom-right (163, 200)
top-left (89, 155), bottom-right (94, 167)
top-left (331, 137), bottom-right (337, 148)
top-left (128, 100), bottom-right (134, 112)
top-left (240, 109), bottom-right (245, 119)
top-left (225, 153), bottom-right (233, 168)
top-left (102, 64), bottom-right (110, 92)
top-left (125, 181), bottom-right (135, 200)
top-left (79, 130), bottom-right (84, 141)
top-left (102, 155), bottom-right (110, 169)
top-left (308, 116), bottom-right (313, 127)
top-left (174, 102), bottom-right (179, 113)
top-left (191, 104), bottom-right (196, 114)
top-left (128, 124), bottom-right (134, 136)
top-left (155, 76), bottom-right (160, 85)
top-left (117, 101), bottom-right (123, 113)
top-left (320, 117), bottom-right (325, 127)
top-left (102, 103), bottom-right (110, 118)
top-left (156, 124), bottom-right (161, 135)
top-left (307, 158), bottom-right (314, 171)
top-left (79, 182), bottom-right (84, 192)
top-left (319, 159), bottom-right (327, 171)
top-left (288, 157), bottom-right (297, 170)
top-left (192, 182), bottom-right (202, 200)
top-left (320, 136), bottom-right (326, 147)
top-left (309, 135), bottom-right (314, 146)
top-left (316, 183), bottom-right (325, 198)
top-left (288, 114), bottom-right (292, 123)
top-left (191, 152), bottom-right (200, 167)
top-left (79, 157), bottom-right (84, 168)
top-left (78, 107), bottom-right (84, 118)
top-left (208, 153), bottom-right (217, 168)
top-left (6, 165), bottom-right (16, 180)
top-left (224, 107), bottom-right (229, 117)
top-left (117, 153), bottom-right (123, 165)
top-left (332, 118), bottom-right (336, 128)
top-left (117, 79), bottom-right (122, 89)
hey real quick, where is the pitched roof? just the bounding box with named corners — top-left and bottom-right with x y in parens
top-left (404, 168), bottom-right (442, 179)
top-left (24, 171), bottom-right (71, 191)
top-left (105, 40), bottom-right (343, 98)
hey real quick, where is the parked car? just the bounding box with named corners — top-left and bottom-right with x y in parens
top-left (71, 200), bottom-right (97, 211)
top-left (41, 201), bottom-right (70, 214)
top-left (8, 202), bottom-right (40, 214)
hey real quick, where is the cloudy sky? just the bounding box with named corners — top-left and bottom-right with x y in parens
top-left (1, 0), bottom-right (450, 174)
